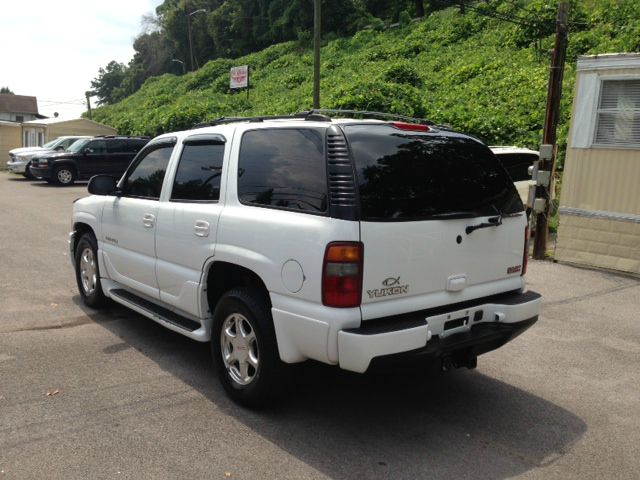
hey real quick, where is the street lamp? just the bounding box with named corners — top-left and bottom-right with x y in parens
top-left (187, 8), bottom-right (207, 71)
top-left (171, 58), bottom-right (186, 75)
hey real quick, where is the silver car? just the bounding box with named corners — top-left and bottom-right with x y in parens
top-left (7, 136), bottom-right (89, 178)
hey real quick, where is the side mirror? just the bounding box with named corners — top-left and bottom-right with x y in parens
top-left (88, 175), bottom-right (118, 196)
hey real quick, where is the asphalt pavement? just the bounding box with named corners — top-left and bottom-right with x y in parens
top-left (1, 172), bottom-right (639, 479)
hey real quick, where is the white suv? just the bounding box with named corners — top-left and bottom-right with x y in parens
top-left (489, 146), bottom-right (539, 207)
top-left (70, 111), bottom-right (541, 406)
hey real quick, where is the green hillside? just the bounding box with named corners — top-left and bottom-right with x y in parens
top-left (91, 2), bottom-right (640, 160)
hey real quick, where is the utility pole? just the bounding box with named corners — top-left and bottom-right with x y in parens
top-left (533, 1), bottom-right (569, 259)
top-left (313, 0), bottom-right (321, 109)
top-left (85, 91), bottom-right (92, 120)
top-left (187, 9), bottom-right (207, 71)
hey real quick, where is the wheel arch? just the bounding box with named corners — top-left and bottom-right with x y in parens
top-left (204, 261), bottom-right (271, 321)
top-left (72, 222), bottom-right (96, 255)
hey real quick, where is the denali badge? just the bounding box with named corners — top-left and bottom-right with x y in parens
top-left (367, 277), bottom-right (409, 299)
top-left (507, 265), bottom-right (522, 274)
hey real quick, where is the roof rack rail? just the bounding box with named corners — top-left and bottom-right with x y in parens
top-left (192, 111), bottom-right (331, 129)
top-left (191, 109), bottom-right (434, 129)
top-left (307, 109), bottom-right (434, 126)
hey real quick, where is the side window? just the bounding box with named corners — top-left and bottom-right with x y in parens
top-left (63, 138), bottom-right (76, 149)
top-left (86, 140), bottom-right (107, 154)
top-left (171, 144), bottom-right (225, 202)
top-left (123, 146), bottom-right (173, 199)
top-left (107, 140), bottom-right (126, 153)
top-left (129, 139), bottom-right (148, 153)
top-left (237, 128), bottom-right (327, 213)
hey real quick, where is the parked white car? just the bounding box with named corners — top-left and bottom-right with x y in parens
top-left (7, 136), bottom-right (89, 178)
top-left (490, 146), bottom-right (539, 207)
top-left (70, 111), bottom-right (541, 406)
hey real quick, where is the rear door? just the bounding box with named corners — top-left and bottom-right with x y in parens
top-left (343, 124), bottom-right (527, 320)
top-left (155, 133), bottom-right (227, 317)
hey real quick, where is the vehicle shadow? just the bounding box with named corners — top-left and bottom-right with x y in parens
top-left (79, 298), bottom-right (587, 480)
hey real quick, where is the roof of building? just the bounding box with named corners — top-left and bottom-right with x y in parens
top-left (23, 117), bottom-right (116, 129)
top-left (0, 94), bottom-right (39, 115)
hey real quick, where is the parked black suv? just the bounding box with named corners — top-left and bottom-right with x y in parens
top-left (29, 136), bottom-right (150, 186)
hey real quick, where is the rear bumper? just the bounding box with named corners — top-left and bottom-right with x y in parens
top-left (337, 290), bottom-right (540, 373)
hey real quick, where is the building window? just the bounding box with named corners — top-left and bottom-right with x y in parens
top-left (16, 115), bottom-right (24, 122)
top-left (594, 79), bottom-right (640, 147)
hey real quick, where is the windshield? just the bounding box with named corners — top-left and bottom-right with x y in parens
top-left (42, 139), bottom-right (59, 149)
top-left (67, 139), bottom-right (90, 153)
top-left (344, 124), bottom-right (523, 221)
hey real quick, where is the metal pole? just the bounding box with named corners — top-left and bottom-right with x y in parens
top-left (187, 14), bottom-right (194, 72)
top-left (85, 92), bottom-right (92, 120)
top-left (313, 0), bottom-right (321, 109)
top-left (533, 1), bottom-right (569, 259)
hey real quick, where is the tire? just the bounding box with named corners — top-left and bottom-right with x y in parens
top-left (23, 166), bottom-right (35, 180)
top-left (74, 233), bottom-right (107, 308)
top-left (53, 165), bottom-right (76, 186)
top-left (211, 288), bottom-right (290, 407)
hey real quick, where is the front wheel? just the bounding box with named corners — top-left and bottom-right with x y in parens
top-left (211, 288), bottom-right (290, 407)
top-left (74, 233), bottom-right (107, 308)
top-left (53, 165), bottom-right (76, 186)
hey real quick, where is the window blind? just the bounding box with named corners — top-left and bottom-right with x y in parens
top-left (594, 79), bottom-right (640, 146)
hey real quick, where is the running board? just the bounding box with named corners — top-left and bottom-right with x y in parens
top-left (110, 288), bottom-right (201, 332)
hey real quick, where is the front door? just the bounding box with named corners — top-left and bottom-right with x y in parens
top-left (78, 139), bottom-right (108, 179)
top-left (100, 142), bottom-right (175, 299)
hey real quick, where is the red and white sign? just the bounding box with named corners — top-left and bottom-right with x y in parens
top-left (230, 65), bottom-right (249, 89)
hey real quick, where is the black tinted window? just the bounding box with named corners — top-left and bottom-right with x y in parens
top-left (344, 124), bottom-right (522, 221)
top-left (86, 140), bottom-right (107, 154)
top-left (238, 128), bottom-right (327, 213)
top-left (171, 144), bottom-right (225, 201)
top-left (107, 140), bottom-right (126, 153)
top-left (126, 139), bottom-right (148, 153)
top-left (495, 153), bottom-right (537, 182)
top-left (124, 146), bottom-right (173, 199)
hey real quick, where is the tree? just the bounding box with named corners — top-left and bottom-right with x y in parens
top-left (90, 61), bottom-right (128, 105)
top-left (0, 87), bottom-right (14, 94)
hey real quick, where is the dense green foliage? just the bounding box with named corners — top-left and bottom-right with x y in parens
top-left (91, 1), bottom-right (640, 162)
top-left (90, 0), bottom-right (431, 105)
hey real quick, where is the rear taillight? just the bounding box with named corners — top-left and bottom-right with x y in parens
top-left (522, 226), bottom-right (530, 276)
top-left (322, 242), bottom-right (364, 308)
top-left (391, 121), bottom-right (430, 132)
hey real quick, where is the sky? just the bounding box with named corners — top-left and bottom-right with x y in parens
top-left (0, 0), bottom-right (163, 119)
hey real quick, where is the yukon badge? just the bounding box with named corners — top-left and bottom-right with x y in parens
top-left (367, 276), bottom-right (409, 299)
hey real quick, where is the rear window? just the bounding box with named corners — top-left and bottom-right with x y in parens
top-left (344, 124), bottom-right (522, 221)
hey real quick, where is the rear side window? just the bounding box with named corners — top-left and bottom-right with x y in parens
top-left (123, 146), bottom-right (173, 199)
top-left (106, 140), bottom-right (126, 153)
top-left (237, 128), bottom-right (327, 213)
top-left (495, 153), bottom-right (537, 182)
top-left (344, 124), bottom-right (522, 221)
top-left (171, 144), bottom-right (225, 202)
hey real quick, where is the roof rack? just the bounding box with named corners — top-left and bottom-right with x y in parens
top-left (308, 109), bottom-right (434, 126)
top-left (191, 109), bottom-right (434, 129)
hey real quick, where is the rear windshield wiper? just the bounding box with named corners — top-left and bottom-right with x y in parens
top-left (465, 215), bottom-right (502, 234)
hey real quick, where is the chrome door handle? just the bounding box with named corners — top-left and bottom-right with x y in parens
top-left (142, 213), bottom-right (156, 228)
top-left (194, 220), bottom-right (210, 237)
